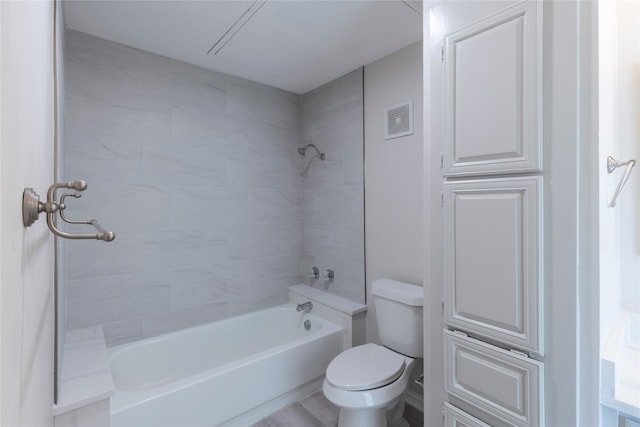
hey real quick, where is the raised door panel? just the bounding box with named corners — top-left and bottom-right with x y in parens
top-left (443, 0), bottom-right (542, 176)
top-left (444, 177), bottom-right (542, 353)
top-left (445, 330), bottom-right (543, 427)
top-left (444, 402), bottom-right (492, 427)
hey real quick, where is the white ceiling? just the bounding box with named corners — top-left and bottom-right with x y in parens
top-left (63, 0), bottom-right (423, 94)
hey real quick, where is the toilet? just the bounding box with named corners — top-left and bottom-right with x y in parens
top-left (322, 279), bottom-right (423, 427)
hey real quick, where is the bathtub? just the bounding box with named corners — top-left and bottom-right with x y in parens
top-left (108, 304), bottom-right (344, 427)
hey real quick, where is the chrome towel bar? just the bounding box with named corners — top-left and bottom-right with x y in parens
top-left (22, 180), bottom-right (115, 241)
top-left (607, 156), bottom-right (636, 208)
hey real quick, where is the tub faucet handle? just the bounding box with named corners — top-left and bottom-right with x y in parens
top-left (324, 269), bottom-right (334, 281)
top-left (309, 267), bottom-right (319, 280)
top-left (296, 301), bottom-right (313, 313)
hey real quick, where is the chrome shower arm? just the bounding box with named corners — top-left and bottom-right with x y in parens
top-left (306, 144), bottom-right (325, 159)
top-left (297, 143), bottom-right (325, 160)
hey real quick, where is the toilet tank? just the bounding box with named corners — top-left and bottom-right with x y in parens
top-left (372, 279), bottom-right (423, 358)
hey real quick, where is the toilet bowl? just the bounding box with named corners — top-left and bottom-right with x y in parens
top-left (322, 343), bottom-right (417, 427)
top-left (322, 279), bottom-right (424, 427)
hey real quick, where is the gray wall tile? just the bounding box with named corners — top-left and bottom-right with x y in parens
top-left (170, 262), bottom-right (249, 310)
top-left (103, 318), bottom-right (144, 347)
top-left (64, 30), bottom-right (303, 343)
top-left (65, 229), bottom-right (144, 281)
top-left (169, 186), bottom-right (247, 227)
top-left (248, 190), bottom-right (302, 225)
top-left (141, 302), bottom-right (229, 338)
top-left (248, 254), bottom-right (303, 294)
top-left (227, 291), bottom-right (290, 318)
top-left (301, 69), bottom-right (365, 304)
top-left (143, 142), bottom-right (227, 187)
top-left (64, 30), bottom-right (365, 344)
top-left (229, 224), bottom-right (303, 260)
top-left (143, 225), bottom-right (228, 272)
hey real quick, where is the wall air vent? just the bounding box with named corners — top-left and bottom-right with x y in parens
top-left (384, 100), bottom-right (414, 140)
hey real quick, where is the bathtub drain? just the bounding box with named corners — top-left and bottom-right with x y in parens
top-left (304, 320), bottom-right (311, 331)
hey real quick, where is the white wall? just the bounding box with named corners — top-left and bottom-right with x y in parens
top-left (599, 1), bottom-right (640, 341)
top-left (364, 41), bottom-right (423, 343)
top-left (613, 3), bottom-right (640, 314)
top-left (0, 1), bottom-right (56, 425)
top-left (598, 0), bottom-right (621, 345)
top-left (598, 2), bottom-right (640, 422)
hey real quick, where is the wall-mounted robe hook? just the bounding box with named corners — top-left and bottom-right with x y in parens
top-left (22, 180), bottom-right (115, 242)
top-left (607, 156), bottom-right (636, 208)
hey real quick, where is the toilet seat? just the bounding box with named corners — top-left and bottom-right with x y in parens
top-left (325, 343), bottom-right (406, 391)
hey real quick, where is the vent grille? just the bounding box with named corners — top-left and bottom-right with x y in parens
top-left (384, 100), bottom-right (414, 140)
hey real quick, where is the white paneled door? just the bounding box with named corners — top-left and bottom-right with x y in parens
top-left (444, 177), bottom-right (542, 353)
top-left (435, 0), bottom-right (546, 425)
top-left (427, 0), bottom-right (597, 425)
top-left (443, 1), bottom-right (542, 177)
top-left (444, 401), bottom-right (491, 427)
top-left (444, 330), bottom-right (543, 427)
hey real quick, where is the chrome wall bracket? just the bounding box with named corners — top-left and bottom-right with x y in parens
top-left (607, 156), bottom-right (636, 208)
top-left (22, 180), bottom-right (115, 242)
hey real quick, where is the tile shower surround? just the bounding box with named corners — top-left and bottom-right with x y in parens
top-left (64, 30), bottom-right (364, 346)
top-left (301, 71), bottom-right (365, 304)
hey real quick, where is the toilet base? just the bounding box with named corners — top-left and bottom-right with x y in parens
top-left (337, 407), bottom-right (387, 427)
top-left (336, 397), bottom-right (409, 427)
top-left (387, 397), bottom-right (406, 427)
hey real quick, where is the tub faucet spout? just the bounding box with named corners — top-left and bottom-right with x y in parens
top-left (296, 301), bottom-right (313, 313)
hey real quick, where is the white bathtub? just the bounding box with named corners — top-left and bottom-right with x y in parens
top-left (108, 304), bottom-right (344, 427)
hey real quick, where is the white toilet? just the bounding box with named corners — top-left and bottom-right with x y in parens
top-left (322, 279), bottom-right (423, 427)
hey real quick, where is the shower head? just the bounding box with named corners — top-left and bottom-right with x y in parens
top-left (296, 143), bottom-right (325, 160)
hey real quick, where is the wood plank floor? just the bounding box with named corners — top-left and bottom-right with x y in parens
top-left (249, 391), bottom-right (424, 427)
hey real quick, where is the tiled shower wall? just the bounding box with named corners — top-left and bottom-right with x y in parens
top-left (301, 70), bottom-right (365, 304)
top-left (64, 30), bottom-right (364, 346)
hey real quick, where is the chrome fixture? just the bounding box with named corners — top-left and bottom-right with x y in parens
top-left (296, 301), bottom-right (313, 313)
top-left (309, 267), bottom-right (320, 280)
top-left (414, 374), bottom-right (424, 389)
top-left (298, 143), bottom-right (326, 176)
top-left (304, 319), bottom-right (312, 331)
top-left (607, 156), bottom-right (636, 207)
top-left (22, 180), bottom-right (115, 242)
top-left (324, 269), bottom-right (335, 281)
top-left (297, 143), bottom-right (325, 160)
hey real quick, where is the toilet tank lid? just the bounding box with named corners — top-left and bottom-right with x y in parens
top-left (371, 279), bottom-right (423, 306)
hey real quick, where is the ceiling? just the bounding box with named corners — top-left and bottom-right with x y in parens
top-left (63, 0), bottom-right (423, 94)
